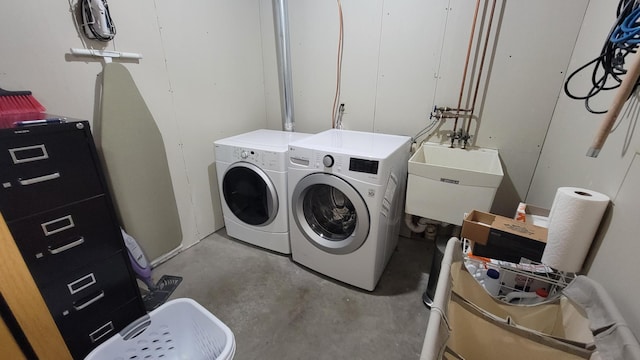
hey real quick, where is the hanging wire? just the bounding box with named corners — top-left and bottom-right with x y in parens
top-left (564, 0), bottom-right (640, 114)
top-left (335, 103), bottom-right (345, 129)
top-left (331, 0), bottom-right (345, 128)
top-left (412, 112), bottom-right (441, 143)
top-left (68, 0), bottom-right (90, 49)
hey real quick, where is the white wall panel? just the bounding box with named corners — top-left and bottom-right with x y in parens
top-left (586, 154), bottom-right (640, 336)
top-left (373, 0), bottom-right (449, 137)
top-left (96, 0), bottom-right (195, 254)
top-left (289, 0), bottom-right (384, 134)
top-left (12, 4), bottom-right (640, 335)
top-left (469, 0), bottom-right (588, 215)
top-left (528, 0), bottom-right (637, 207)
top-left (288, 0), bottom-right (343, 133)
top-left (154, 0), bottom-right (268, 243)
top-left (0, 0), bottom-right (197, 249)
top-left (0, 0), bottom-right (267, 251)
top-left (0, 2), bottom-right (99, 122)
top-left (288, 0), bottom-right (587, 217)
top-left (260, 0), bottom-right (285, 130)
top-left (529, 0), bottom-right (640, 335)
top-left (433, 1), bottom-right (481, 114)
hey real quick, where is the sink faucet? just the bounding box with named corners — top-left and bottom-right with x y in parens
top-left (448, 129), bottom-right (458, 147)
top-left (448, 128), bottom-right (470, 148)
top-left (461, 131), bottom-right (471, 149)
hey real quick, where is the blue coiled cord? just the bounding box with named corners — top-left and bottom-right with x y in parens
top-left (611, 6), bottom-right (640, 45)
top-left (564, 0), bottom-right (640, 114)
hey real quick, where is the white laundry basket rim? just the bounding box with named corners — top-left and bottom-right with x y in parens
top-left (85, 298), bottom-right (235, 360)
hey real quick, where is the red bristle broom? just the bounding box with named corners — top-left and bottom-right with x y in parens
top-left (0, 87), bottom-right (46, 129)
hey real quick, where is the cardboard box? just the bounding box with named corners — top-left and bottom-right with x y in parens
top-left (462, 210), bottom-right (547, 263)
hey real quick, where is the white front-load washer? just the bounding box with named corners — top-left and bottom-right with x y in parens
top-left (214, 129), bottom-right (311, 254)
top-left (287, 129), bottom-right (411, 291)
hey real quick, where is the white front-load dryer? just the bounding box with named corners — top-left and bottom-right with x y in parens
top-left (214, 129), bottom-right (310, 254)
top-left (288, 129), bottom-right (411, 291)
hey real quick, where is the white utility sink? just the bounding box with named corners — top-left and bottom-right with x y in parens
top-left (405, 142), bottom-right (504, 225)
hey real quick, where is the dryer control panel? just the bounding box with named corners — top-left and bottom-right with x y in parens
top-left (223, 146), bottom-right (286, 172)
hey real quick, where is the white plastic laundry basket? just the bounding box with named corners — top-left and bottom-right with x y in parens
top-left (85, 298), bottom-right (235, 360)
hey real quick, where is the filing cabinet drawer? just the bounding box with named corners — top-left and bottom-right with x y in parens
top-left (40, 253), bottom-right (139, 323)
top-left (0, 124), bottom-right (104, 221)
top-left (8, 195), bottom-right (124, 287)
top-left (0, 121), bottom-right (146, 360)
top-left (58, 298), bottom-right (146, 359)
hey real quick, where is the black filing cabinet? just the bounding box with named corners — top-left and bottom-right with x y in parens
top-left (0, 121), bottom-right (146, 359)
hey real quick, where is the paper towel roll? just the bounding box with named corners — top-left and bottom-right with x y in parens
top-left (541, 187), bottom-right (609, 272)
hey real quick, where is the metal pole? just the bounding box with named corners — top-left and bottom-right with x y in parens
top-left (273, 0), bottom-right (295, 131)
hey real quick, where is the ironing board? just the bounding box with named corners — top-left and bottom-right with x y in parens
top-left (98, 62), bottom-right (182, 262)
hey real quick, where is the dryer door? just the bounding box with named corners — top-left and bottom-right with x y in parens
top-left (222, 162), bottom-right (278, 226)
top-left (292, 173), bottom-right (370, 254)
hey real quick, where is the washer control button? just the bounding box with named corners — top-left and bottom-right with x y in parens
top-left (240, 150), bottom-right (249, 159)
top-left (323, 155), bottom-right (334, 168)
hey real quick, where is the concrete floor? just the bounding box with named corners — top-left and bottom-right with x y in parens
top-left (154, 229), bottom-right (434, 360)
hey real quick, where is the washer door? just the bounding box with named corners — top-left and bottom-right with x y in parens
top-left (222, 163), bottom-right (278, 226)
top-left (292, 173), bottom-right (370, 254)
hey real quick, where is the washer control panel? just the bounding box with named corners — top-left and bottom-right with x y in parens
top-left (349, 157), bottom-right (378, 174)
top-left (289, 146), bottom-right (381, 183)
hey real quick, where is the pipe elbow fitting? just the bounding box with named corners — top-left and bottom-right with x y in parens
top-left (404, 214), bottom-right (429, 233)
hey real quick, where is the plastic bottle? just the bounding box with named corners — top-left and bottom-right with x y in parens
top-left (504, 288), bottom-right (549, 304)
top-left (465, 263), bottom-right (478, 276)
top-left (482, 268), bottom-right (501, 296)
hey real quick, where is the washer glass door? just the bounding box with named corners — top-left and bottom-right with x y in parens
top-left (292, 173), bottom-right (370, 254)
top-left (222, 163), bottom-right (278, 226)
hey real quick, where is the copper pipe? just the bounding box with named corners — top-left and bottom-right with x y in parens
top-left (466, 0), bottom-right (497, 141)
top-left (453, 0), bottom-right (482, 146)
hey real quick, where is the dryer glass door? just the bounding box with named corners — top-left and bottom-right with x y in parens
top-left (222, 163), bottom-right (278, 226)
top-left (292, 173), bottom-right (370, 254)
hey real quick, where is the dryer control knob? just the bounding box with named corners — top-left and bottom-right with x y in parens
top-left (240, 151), bottom-right (249, 159)
top-left (323, 155), bottom-right (334, 168)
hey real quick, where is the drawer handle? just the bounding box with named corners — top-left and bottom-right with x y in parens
top-left (89, 321), bottom-right (114, 343)
top-left (48, 236), bottom-right (85, 254)
top-left (18, 172), bottom-right (60, 186)
top-left (9, 144), bottom-right (49, 164)
top-left (41, 215), bottom-right (75, 236)
top-left (67, 273), bottom-right (96, 295)
top-left (73, 290), bottom-right (105, 311)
